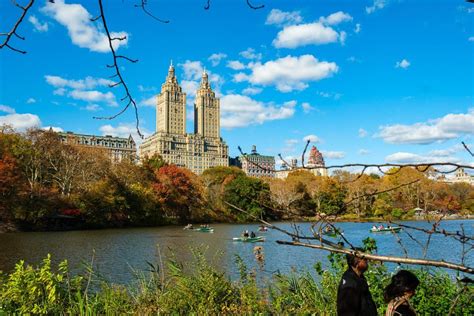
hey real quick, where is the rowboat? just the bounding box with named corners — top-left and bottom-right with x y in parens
top-left (232, 236), bottom-right (265, 243)
top-left (370, 227), bottom-right (401, 233)
top-left (193, 227), bottom-right (214, 233)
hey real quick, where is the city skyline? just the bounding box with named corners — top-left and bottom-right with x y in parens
top-left (1, 0), bottom-right (473, 171)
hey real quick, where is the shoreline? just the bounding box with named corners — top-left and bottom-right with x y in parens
top-left (2, 215), bottom-right (473, 234)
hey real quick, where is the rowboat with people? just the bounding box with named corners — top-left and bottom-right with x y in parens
top-left (183, 224), bottom-right (214, 233)
top-left (369, 225), bottom-right (401, 233)
top-left (232, 236), bottom-right (265, 243)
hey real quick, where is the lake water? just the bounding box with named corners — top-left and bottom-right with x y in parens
top-left (0, 220), bottom-right (472, 284)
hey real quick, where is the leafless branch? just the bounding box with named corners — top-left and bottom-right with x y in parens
top-left (92, 0), bottom-right (144, 138)
top-left (0, 0), bottom-right (35, 54)
top-left (275, 240), bottom-right (474, 274)
top-left (301, 139), bottom-right (310, 168)
top-left (246, 0), bottom-right (264, 9)
top-left (224, 201), bottom-right (474, 274)
top-left (134, 0), bottom-right (170, 23)
top-left (462, 141), bottom-right (474, 157)
top-left (204, 0), bottom-right (264, 10)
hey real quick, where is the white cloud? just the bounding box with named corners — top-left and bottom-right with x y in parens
top-left (366, 0), bottom-right (387, 14)
top-left (242, 87), bottom-right (262, 95)
top-left (317, 91), bottom-right (342, 100)
top-left (354, 23), bottom-right (361, 33)
top-left (208, 53), bottom-right (227, 66)
top-left (179, 61), bottom-right (224, 105)
top-left (220, 94), bottom-right (296, 128)
top-left (45, 75), bottom-right (114, 90)
top-left (301, 102), bottom-right (314, 113)
top-left (395, 59), bottom-right (410, 69)
top-left (322, 151), bottom-right (345, 159)
top-left (378, 109), bottom-right (474, 144)
top-left (0, 105), bottom-right (16, 114)
top-left (319, 11), bottom-right (353, 26)
top-left (27, 98), bottom-right (37, 104)
top-left (29, 15), bottom-right (49, 32)
top-left (385, 152), bottom-right (460, 164)
top-left (140, 96), bottom-right (156, 107)
top-left (227, 60), bottom-right (246, 70)
top-left (303, 134), bottom-right (321, 143)
top-left (43, 126), bottom-right (64, 132)
top-left (469, 36), bottom-right (474, 42)
top-left (239, 48), bottom-right (262, 60)
top-left (99, 123), bottom-right (151, 146)
top-left (347, 56), bottom-right (361, 63)
top-left (358, 128), bottom-right (368, 138)
top-left (0, 113), bottom-right (41, 130)
top-left (69, 90), bottom-right (117, 106)
top-left (53, 88), bottom-right (66, 96)
top-left (41, 0), bottom-right (128, 53)
top-left (339, 31), bottom-right (347, 45)
top-left (358, 149), bottom-right (370, 155)
top-left (273, 22), bottom-right (340, 48)
top-left (81, 104), bottom-right (102, 112)
top-left (138, 85), bottom-right (156, 92)
top-left (237, 55), bottom-right (338, 92)
top-left (265, 9), bottom-right (303, 26)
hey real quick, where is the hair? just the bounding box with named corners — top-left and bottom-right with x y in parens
top-left (384, 270), bottom-right (420, 303)
top-left (346, 248), bottom-right (365, 268)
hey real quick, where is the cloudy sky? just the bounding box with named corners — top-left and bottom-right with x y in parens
top-left (0, 0), bottom-right (473, 169)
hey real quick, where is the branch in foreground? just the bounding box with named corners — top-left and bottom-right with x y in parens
top-left (0, 0), bottom-right (35, 54)
top-left (204, 0), bottom-right (264, 10)
top-left (92, 0), bottom-right (143, 138)
top-left (224, 201), bottom-right (474, 275)
top-left (276, 240), bottom-right (474, 274)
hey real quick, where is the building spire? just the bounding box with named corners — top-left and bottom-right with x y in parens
top-left (167, 60), bottom-right (176, 83)
top-left (200, 68), bottom-right (209, 89)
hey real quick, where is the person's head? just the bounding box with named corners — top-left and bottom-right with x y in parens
top-left (384, 270), bottom-right (420, 303)
top-left (346, 248), bottom-right (368, 274)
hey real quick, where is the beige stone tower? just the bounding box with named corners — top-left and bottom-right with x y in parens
top-left (157, 62), bottom-right (186, 135)
top-left (194, 70), bottom-right (220, 138)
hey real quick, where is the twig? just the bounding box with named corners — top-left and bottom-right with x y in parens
top-left (0, 0), bottom-right (35, 54)
top-left (246, 0), bottom-right (264, 9)
top-left (93, 0), bottom-right (144, 138)
top-left (134, 0), bottom-right (170, 23)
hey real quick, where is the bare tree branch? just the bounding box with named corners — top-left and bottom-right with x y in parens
top-left (134, 0), bottom-right (170, 23)
top-left (92, 0), bottom-right (144, 138)
top-left (204, 0), bottom-right (264, 10)
top-left (276, 240), bottom-right (474, 274)
top-left (0, 0), bottom-right (35, 54)
top-left (462, 141), bottom-right (474, 157)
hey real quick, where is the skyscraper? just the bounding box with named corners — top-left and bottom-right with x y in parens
top-left (139, 63), bottom-right (229, 174)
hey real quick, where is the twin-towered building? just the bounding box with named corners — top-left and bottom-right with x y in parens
top-left (139, 63), bottom-right (229, 174)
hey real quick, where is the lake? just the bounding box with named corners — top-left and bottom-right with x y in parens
top-left (0, 220), bottom-right (472, 284)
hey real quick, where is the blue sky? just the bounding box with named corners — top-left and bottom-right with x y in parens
top-left (0, 0), bottom-right (473, 171)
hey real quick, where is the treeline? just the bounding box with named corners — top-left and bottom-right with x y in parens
top-left (1, 127), bottom-right (473, 231)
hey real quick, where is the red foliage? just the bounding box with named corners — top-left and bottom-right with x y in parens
top-left (61, 209), bottom-right (82, 216)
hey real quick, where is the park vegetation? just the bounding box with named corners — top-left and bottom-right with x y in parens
top-left (0, 240), bottom-right (472, 315)
top-left (1, 126), bottom-right (473, 231)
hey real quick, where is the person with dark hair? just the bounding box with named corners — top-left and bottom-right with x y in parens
top-left (337, 250), bottom-right (378, 316)
top-left (384, 270), bottom-right (419, 316)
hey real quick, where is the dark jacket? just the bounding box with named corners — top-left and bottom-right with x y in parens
top-left (337, 268), bottom-right (378, 316)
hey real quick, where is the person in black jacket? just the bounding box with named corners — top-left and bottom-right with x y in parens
top-left (337, 250), bottom-right (378, 316)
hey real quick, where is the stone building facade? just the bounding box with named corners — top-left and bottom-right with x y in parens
top-left (240, 145), bottom-right (275, 178)
top-left (275, 146), bottom-right (327, 179)
top-left (58, 131), bottom-right (136, 163)
top-left (139, 63), bottom-right (228, 174)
